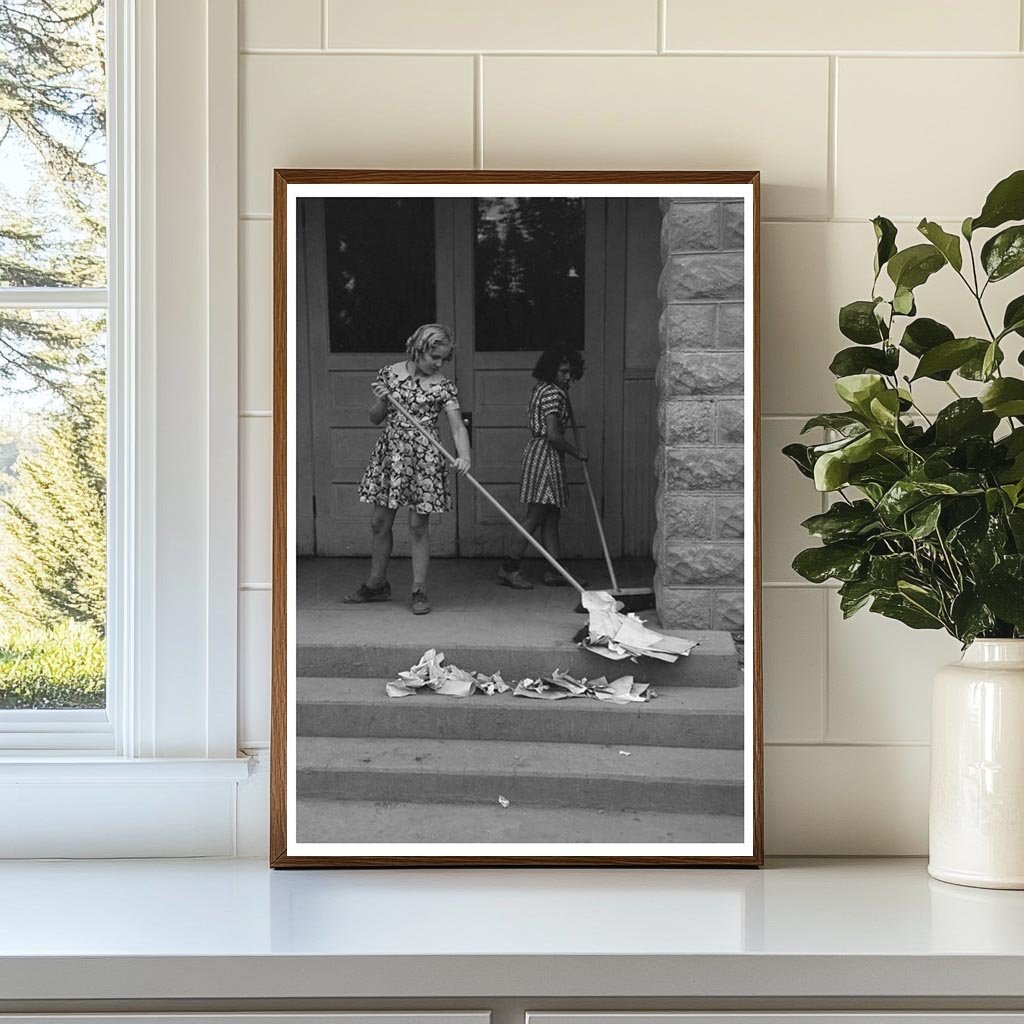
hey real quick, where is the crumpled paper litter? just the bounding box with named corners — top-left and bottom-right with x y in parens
top-left (581, 590), bottom-right (699, 663)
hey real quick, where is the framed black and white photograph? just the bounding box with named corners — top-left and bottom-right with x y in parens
top-left (271, 170), bottom-right (762, 866)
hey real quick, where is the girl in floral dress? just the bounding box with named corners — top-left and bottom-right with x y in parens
top-left (498, 349), bottom-right (587, 590)
top-left (346, 323), bottom-right (471, 615)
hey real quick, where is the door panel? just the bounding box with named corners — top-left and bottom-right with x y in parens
top-left (453, 197), bottom-right (605, 558)
top-left (303, 198), bottom-right (457, 556)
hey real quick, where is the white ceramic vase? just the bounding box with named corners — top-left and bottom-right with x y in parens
top-left (929, 639), bottom-right (1024, 889)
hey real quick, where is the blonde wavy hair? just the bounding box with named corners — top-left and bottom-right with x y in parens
top-left (405, 323), bottom-right (454, 361)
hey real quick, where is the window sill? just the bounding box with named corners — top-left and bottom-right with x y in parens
top-left (0, 754), bottom-right (252, 782)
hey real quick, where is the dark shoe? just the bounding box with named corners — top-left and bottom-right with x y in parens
top-left (497, 566), bottom-right (534, 590)
top-left (343, 580), bottom-right (391, 604)
top-left (410, 589), bottom-right (431, 615)
top-left (544, 571), bottom-right (587, 588)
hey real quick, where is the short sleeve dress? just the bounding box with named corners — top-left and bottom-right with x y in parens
top-left (519, 381), bottom-right (571, 508)
top-left (358, 363), bottom-right (461, 515)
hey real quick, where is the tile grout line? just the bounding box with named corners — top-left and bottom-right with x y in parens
top-left (321, 0), bottom-right (328, 50)
top-left (1021, 0), bottom-right (1024, 52)
top-left (237, 47), bottom-right (1024, 57)
top-left (658, 0), bottom-right (666, 54)
top-left (766, 740), bottom-right (931, 748)
top-left (474, 55), bottom-right (484, 169)
top-left (821, 586), bottom-right (832, 742)
top-left (827, 55), bottom-right (838, 221)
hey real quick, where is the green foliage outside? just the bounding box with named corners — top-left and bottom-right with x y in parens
top-left (0, 620), bottom-right (104, 709)
top-left (785, 170), bottom-right (1024, 645)
top-left (0, 1), bottom-right (107, 708)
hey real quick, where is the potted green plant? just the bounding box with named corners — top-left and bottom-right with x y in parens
top-left (785, 169), bottom-right (1024, 889)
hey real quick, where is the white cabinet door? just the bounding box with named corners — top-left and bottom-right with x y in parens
top-left (528, 1016), bottom-right (1024, 1024)
top-left (0, 1015), bottom-right (490, 1024)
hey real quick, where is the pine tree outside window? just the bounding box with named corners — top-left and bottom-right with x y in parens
top-left (0, 1), bottom-right (109, 735)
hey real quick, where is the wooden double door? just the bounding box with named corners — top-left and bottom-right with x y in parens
top-left (297, 196), bottom-right (657, 559)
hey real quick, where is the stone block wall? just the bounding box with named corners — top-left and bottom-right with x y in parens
top-left (654, 199), bottom-right (745, 633)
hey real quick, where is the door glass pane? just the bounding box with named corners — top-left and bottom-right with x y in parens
top-left (0, 310), bottom-right (106, 709)
top-left (319, 198), bottom-right (435, 353)
top-left (474, 197), bottom-right (585, 352)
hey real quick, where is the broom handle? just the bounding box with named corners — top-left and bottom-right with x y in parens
top-left (567, 401), bottom-right (620, 592)
top-left (383, 389), bottom-right (585, 595)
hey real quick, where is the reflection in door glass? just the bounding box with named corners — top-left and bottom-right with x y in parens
top-left (474, 198), bottom-right (585, 352)
top-left (321, 198), bottom-right (435, 353)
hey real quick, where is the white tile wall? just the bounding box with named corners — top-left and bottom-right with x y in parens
top-left (236, 3), bottom-right (1024, 853)
top-left (665, 0), bottom-right (1021, 53)
top-left (483, 57), bottom-right (831, 220)
top-left (326, 0), bottom-right (658, 52)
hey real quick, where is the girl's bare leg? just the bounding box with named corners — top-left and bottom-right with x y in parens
top-left (541, 507), bottom-right (562, 563)
top-left (408, 509), bottom-right (430, 591)
top-left (509, 503), bottom-right (547, 561)
top-left (368, 505), bottom-right (397, 585)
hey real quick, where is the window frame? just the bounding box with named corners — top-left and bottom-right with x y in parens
top-left (0, 4), bottom-right (119, 750)
top-left (0, 0), bottom-right (245, 803)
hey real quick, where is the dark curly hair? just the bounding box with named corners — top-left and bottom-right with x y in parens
top-left (532, 348), bottom-right (585, 384)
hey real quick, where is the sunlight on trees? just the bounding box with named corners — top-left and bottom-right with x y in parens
top-left (0, 1), bottom-right (107, 709)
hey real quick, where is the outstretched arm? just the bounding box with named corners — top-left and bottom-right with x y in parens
top-left (445, 406), bottom-right (472, 475)
top-left (545, 413), bottom-right (587, 460)
top-left (369, 380), bottom-right (389, 425)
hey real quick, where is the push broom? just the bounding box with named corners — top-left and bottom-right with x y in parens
top-left (383, 391), bottom-right (586, 594)
top-left (382, 390), bottom-right (691, 660)
top-left (566, 399), bottom-right (656, 614)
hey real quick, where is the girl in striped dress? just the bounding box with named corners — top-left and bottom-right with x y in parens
top-left (498, 349), bottom-right (587, 590)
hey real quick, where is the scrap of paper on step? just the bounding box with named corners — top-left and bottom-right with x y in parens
top-left (581, 590), bottom-right (698, 663)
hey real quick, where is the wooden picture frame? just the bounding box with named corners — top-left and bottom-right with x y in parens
top-left (271, 170), bottom-right (762, 867)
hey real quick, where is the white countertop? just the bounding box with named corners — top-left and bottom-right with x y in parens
top-left (2, 857), bottom-right (1024, 1001)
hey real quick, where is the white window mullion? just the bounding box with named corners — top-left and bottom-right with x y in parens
top-left (0, 287), bottom-right (108, 310)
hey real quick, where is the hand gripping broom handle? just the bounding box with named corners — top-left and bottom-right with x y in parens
top-left (382, 390), bottom-right (585, 595)
top-left (566, 400), bottom-right (620, 592)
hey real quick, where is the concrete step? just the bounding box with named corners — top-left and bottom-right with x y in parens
top-left (297, 677), bottom-right (744, 749)
top-left (296, 736), bottom-right (744, 815)
top-left (296, 629), bottom-right (739, 688)
top-left (297, 797), bottom-right (744, 844)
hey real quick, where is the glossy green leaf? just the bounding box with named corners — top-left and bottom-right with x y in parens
top-left (887, 244), bottom-right (946, 291)
top-left (814, 450), bottom-right (851, 491)
top-left (981, 225), bottom-right (1024, 282)
top-left (892, 286), bottom-right (916, 316)
top-left (1003, 295), bottom-right (1024, 339)
top-left (900, 317), bottom-right (954, 362)
top-left (838, 579), bottom-right (881, 618)
top-left (908, 500), bottom-right (942, 539)
top-left (829, 345), bottom-right (899, 378)
top-left (950, 593), bottom-right (996, 644)
top-left (934, 399), bottom-right (999, 444)
top-left (835, 373), bottom-right (887, 413)
top-left (911, 338), bottom-right (988, 381)
top-left (782, 442), bottom-right (815, 479)
top-left (872, 216), bottom-right (898, 277)
top-left (792, 543), bottom-right (866, 584)
top-left (976, 579), bottom-right (1024, 629)
top-left (800, 501), bottom-right (879, 543)
top-left (959, 345), bottom-right (1004, 381)
top-left (868, 389), bottom-right (902, 430)
top-left (962, 216), bottom-right (974, 241)
top-left (979, 378), bottom-right (1024, 418)
top-left (877, 479), bottom-right (958, 524)
top-left (971, 168), bottom-right (1024, 232)
top-left (839, 300), bottom-right (886, 345)
top-left (917, 219), bottom-right (963, 272)
top-left (800, 413), bottom-right (866, 435)
top-left (981, 341), bottom-right (1001, 381)
top-left (868, 553), bottom-right (915, 587)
